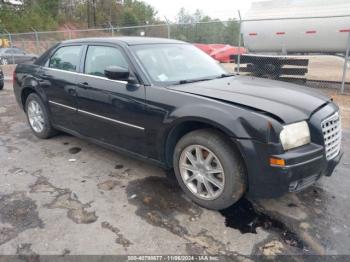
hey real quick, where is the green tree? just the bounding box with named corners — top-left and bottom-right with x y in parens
top-left (173, 8), bottom-right (240, 45)
top-left (0, 0), bottom-right (58, 32)
top-left (124, 0), bottom-right (157, 25)
top-left (0, 0), bottom-right (158, 33)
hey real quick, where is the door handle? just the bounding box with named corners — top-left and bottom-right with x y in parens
top-left (79, 82), bottom-right (89, 89)
top-left (39, 73), bottom-right (51, 78)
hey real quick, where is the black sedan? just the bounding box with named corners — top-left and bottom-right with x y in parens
top-left (13, 37), bottom-right (342, 210)
top-left (0, 47), bottom-right (37, 65)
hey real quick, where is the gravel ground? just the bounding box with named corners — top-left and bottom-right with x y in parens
top-left (316, 88), bottom-right (350, 129)
top-left (0, 79), bottom-right (350, 259)
top-left (222, 55), bottom-right (350, 84)
top-left (0, 65), bottom-right (16, 80)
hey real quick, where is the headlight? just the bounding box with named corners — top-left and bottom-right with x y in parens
top-left (280, 121), bottom-right (310, 150)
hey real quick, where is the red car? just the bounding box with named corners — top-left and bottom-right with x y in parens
top-left (194, 43), bottom-right (246, 63)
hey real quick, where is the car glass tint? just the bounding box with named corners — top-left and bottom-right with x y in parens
top-left (85, 46), bottom-right (128, 77)
top-left (49, 45), bottom-right (82, 72)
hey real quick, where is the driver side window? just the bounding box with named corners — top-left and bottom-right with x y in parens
top-left (84, 46), bottom-right (128, 77)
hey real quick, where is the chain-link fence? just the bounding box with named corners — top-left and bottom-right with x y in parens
top-left (234, 14), bottom-right (350, 95)
top-left (1, 24), bottom-right (172, 55)
top-left (0, 13), bottom-right (349, 94)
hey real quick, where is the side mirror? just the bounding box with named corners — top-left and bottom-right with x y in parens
top-left (105, 66), bottom-right (130, 81)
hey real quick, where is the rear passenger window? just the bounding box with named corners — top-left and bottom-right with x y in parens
top-left (84, 46), bottom-right (128, 77)
top-left (49, 46), bottom-right (82, 72)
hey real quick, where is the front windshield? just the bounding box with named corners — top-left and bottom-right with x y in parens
top-left (131, 43), bottom-right (227, 85)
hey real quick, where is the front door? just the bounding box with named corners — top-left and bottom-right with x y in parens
top-left (75, 44), bottom-right (147, 155)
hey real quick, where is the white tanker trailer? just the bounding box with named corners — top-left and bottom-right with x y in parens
top-left (235, 0), bottom-right (350, 78)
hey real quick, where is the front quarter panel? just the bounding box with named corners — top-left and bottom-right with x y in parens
top-left (144, 85), bottom-right (283, 162)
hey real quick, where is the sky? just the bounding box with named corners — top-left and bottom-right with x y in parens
top-left (7, 0), bottom-right (258, 21)
top-left (144, 0), bottom-right (259, 21)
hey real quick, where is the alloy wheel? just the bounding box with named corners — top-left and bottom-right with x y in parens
top-left (179, 145), bottom-right (225, 200)
top-left (27, 100), bottom-right (45, 133)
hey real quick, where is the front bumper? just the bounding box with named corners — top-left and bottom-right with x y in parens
top-left (236, 139), bottom-right (342, 198)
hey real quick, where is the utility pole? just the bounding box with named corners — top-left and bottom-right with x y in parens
top-left (237, 10), bottom-right (242, 75)
top-left (92, 0), bottom-right (96, 27)
top-left (164, 16), bottom-right (171, 39)
top-left (341, 32), bottom-right (350, 94)
top-left (87, 0), bottom-right (90, 28)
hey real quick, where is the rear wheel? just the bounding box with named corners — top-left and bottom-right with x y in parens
top-left (173, 129), bottom-right (246, 210)
top-left (0, 81), bottom-right (3, 90)
top-left (25, 93), bottom-right (57, 139)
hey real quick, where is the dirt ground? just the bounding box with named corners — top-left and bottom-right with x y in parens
top-left (0, 74), bottom-right (350, 259)
top-left (317, 88), bottom-right (350, 129)
top-left (222, 55), bottom-right (350, 83)
top-left (306, 56), bottom-right (350, 83)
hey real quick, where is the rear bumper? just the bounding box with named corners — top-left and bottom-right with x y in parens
top-left (235, 139), bottom-right (342, 198)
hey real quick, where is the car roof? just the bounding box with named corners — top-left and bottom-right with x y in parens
top-left (61, 37), bottom-right (186, 46)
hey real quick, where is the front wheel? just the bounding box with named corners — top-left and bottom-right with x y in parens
top-left (173, 129), bottom-right (246, 210)
top-left (25, 93), bottom-right (57, 139)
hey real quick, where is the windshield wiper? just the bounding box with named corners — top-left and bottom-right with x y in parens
top-left (216, 73), bottom-right (236, 78)
top-left (175, 78), bottom-right (214, 85)
top-left (174, 73), bottom-right (235, 85)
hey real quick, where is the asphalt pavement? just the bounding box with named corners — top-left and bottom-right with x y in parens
top-left (0, 81), bottom-right (349, 259)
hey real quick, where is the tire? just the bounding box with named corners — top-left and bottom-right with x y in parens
top-left (25, 93), bottom-right (57, 139)
top-left (0, 82), bottom-right (3, 90)
top-left (173, 129), bottom-right (246, 210)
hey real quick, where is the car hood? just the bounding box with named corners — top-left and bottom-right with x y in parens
top-left (167, 76), bottom-right (331, 124)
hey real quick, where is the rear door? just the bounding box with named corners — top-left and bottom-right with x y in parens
top-left (40, 45), bottom-right (83, 131)
top-left (75, 44), bottom-right (147, 155)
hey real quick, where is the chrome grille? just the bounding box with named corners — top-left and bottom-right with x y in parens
top-left (321, 112), bottom-right (341, 160)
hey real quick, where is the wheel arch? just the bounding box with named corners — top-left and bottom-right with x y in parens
top-left (163, 117), bottom-right (246, 169)
top-left (21, 87), bottom-right (36, 109)
top-left (20, 78), bottom-right (48, 110)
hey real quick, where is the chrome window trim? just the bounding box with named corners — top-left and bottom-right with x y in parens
top-left (48, 100), bottom-right (144, 131)
top-left (45, 67), bottom-right (128, 85)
